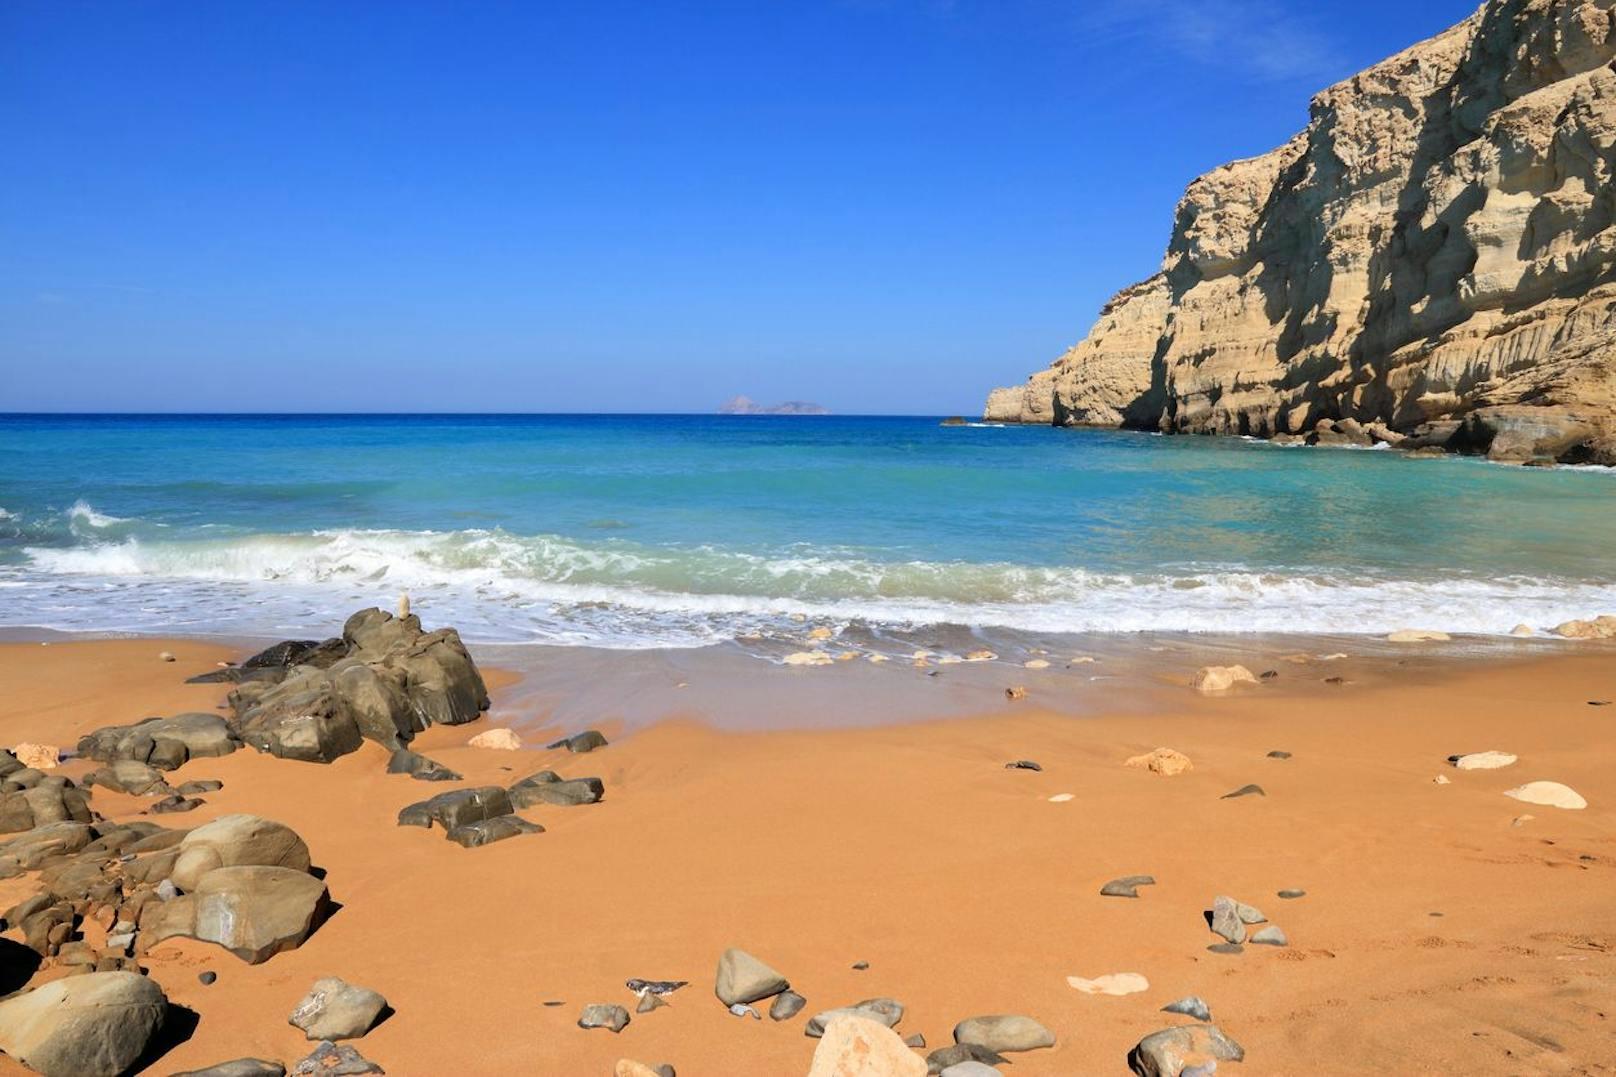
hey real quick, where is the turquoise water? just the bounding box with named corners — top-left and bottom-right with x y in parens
top-left (0, 413), bottom-right (1612, 645)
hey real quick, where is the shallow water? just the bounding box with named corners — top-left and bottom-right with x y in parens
top-left (1, 413), bottom-right (1612, 649)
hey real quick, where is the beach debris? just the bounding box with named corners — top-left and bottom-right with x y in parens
top-left (952, 1014), bottom-right (1056, 1053)
top-left (12, 743), bottom-right (59, 770)
top-left (1190, 665), bottom-right (1259, 692)
top-left (1220, 784), bottom-right (1265, 799)
top-left (1048, 793), bottom-right (1074, 803)
top-left (1024, 659), bottom-right (1050, 669)
top-left (715, 947), bottom-right (789, 1007)
top-left (1250, 925), bottom-right (1289, 947)
top-left (547, 729), bottom-right (608, 753)
top-left (1004, 759), bottom-right (1041, 771)
top-left (1266, 750), bottom-right (1291, 759)
top-left (1511, 624), bottom-right (1535, 636)
top-left (468, 727), bottom-right (522, 750)
top-left (1554, 615), bottom-right (1616, 639)
top-left (784, 651), bottom-right (834, 667)
top-left (386, 748), bottom-right (461, 782)
top-left (728, 1003), bottom-right (760, 1019)
top-left (0, 971), bottom-right (167, 1077)
top-left (1125, 747), bottom-right (1193, 777)
top-left (1277, 888), bottom-right (1306, 899)
top-left (1005, 685), bottom-right (1027, 700)
top-left (291, 1041), bottom-right (383, 1075)
top-left (289, 977), bottom-right (388, 1041)
top-left (508, 771), bottom-right (604, 807)
top-left (579, 1004), bottom-right (631, 1033)
top-left (1067, 972), bottom-right (1149, 996)
top-left (1100, 875), bottom-right (1157, 898)
top-left (1162, 996), bottom-right (1211, 1021)
top-left (806, 997), bottom-right (904, 1037)
top-left (809, 1015), bottom-right (925, 1077)
top-left (927, 1044), bottom-right (1009, 1072)
top-left (1127, 1024), bottom-right (1245, 1077)
top-left (1387, 629), bottom-right (1450, 642)
top-left (625, 978), bottom-right (687, 997)
top-left (770, 991), bottom-right (807, 1021)
top-left (1449, 750), bottom-right (1516, 770)
top-left (1503, 781), bottom-right (1587, 809)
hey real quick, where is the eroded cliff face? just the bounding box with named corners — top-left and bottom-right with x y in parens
top-left (986, 0), bottom-right (1616, 463)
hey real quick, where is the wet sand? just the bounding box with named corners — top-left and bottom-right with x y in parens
top-left (1, 637), bottom-right (1613, 1074)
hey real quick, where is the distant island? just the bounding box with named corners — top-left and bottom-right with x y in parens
top-left (717, 396), bottom-right (830, 416)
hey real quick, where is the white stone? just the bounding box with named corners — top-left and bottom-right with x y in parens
top-left (1023, 659), bottom-right (1050, 669)
top-left (468, 728), bottom-right (522, 750)
top-left (1190, 665), bottom-right (1259, 692)
top-left (783, 651), bottom-right (833, 667)
top-left (1048, 793), bottom-right (1074, 803)
top-left (1453, 751), bottom-right (1516, 771)
top-left (1503, 781), bottom-right (1586, 809)
top-left (1066, 972), bottom-right (1149, 996)
top-left (807, 1014), bottom-right (926, 1077)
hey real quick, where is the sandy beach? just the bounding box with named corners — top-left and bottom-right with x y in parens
top-left (2, 632), bottom-right (1611, 1075)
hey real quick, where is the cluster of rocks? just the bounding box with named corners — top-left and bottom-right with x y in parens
top-left (396, 763), bottom-right (605, 848)
top-left (1207, 895), bottom-right (1287, 952)
top-left (0, 801), bottom-right (338, 1075)
top-left (202, 608), bottom-right (491, 764)
top-left (1, 750), bottom-right (91, 835)
top-left (75, 712), bottom-right (239, 813)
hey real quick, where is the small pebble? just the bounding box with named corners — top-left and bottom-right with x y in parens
top-left (1004, 760), bottom-right (1041, 771)
top-left (1324, 676), bottom-right (1346, 685)
top-left (1259, 670), bottom-right (1279, 680)
top-left (1220, 784), bottom-right (1265, 799)
top-left (1266, 750), bottom-right (1291, 759)
top-left (1162, 996), bottom-right (1211, 1021)
top-left (198, 971), bottom-right (216, 985)
top-left (1250, 925), bottom-right (1288, 947)
top-left (1207, 943), bottom-right (1244, 955)
top-left (1048, 793), bottom-right (1074, 803)
top-left (1277, 889), bottom-right (1306, 899)
top-left (1005, 685), bottom-right (1027, 700)
top-left (1100, 874), bottom-right (1157, 898)
top-left (543, 1000), bottom-right (564, 1007)
top-left (1588, 700), bottom-right (1611, 706)
top-left (851, 961), bottom-right (869, 970)
top-left (729, 1002), bottom-right (760, 1019)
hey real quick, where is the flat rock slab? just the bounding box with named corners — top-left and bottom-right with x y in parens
top-left (447, 816), bottom-right (543, 848)
top-left (1162, 996), bottom-right (1211, 1021)
top-left (173, 1061), bottom-right (287, 1077)
top-left (290, 1041), bottom-right (383, 1076)
top-left (1100, 874), bottom-right (1157, 898)
top-left (508, 771), bottom-right (605, 808)
top-left (1066, 972), bottom-right (1149, 996)
top-left (1451, 750), bottom-right (1517, 770)
top-left (397, 787), bottom-right (513, 832)
top-left (579, 1004), bottom-right (630, 1033)
top-left (1250, 925), bottom-right (1289, 946)
top-left (927, 1044), bottom-right (1008, 1072)
top-left (1504, 781), bottom-right (1587, 809)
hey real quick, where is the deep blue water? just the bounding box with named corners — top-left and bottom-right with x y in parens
top-left (0, 413), bottom-right (1612, 645)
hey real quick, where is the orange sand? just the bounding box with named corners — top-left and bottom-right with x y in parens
top-left (1, 639), bottom-right (1613, 1074)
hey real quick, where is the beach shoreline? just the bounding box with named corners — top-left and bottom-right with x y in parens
top-left (1, 626), bottom-right (1612, 1074)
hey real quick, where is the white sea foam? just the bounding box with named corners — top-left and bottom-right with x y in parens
top-left (8, 526), bottom-right (1616, 646)
top-left (66, 500), bottom-right (132, 533)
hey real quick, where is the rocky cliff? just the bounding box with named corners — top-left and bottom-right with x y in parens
top-left (986, 0), bottom-right (1616, 463)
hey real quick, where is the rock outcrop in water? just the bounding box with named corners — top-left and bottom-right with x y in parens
top-left (986, 0), bottom-right (1616, 464)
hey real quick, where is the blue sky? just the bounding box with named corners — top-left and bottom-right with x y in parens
top-left (1, 0), bottom-right (1475, 414)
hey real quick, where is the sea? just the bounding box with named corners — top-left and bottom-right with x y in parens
top-left (2, 413), bottom-right (1613, 655)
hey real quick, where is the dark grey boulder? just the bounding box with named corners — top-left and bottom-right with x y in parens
top-left (386, 749), bottom-right (461, 782)
top-left (446, 816), bottom-right (544, 848)
top-left (769, 990), bottom-right (807, 1021)
top-left (508, 771), bottom-right (604, 808)
top-left (290, 1041), bottom-right (384, 1075)
top-left (546, 730), bottom-right (608, 753)
top-left (85, 758), bottom-right (171, 796)
top-left (578, 1003), bottom-right (630, 1032)
top-left (1161, 996), bottom-right (1211, 1021)
top-left (1127, 1024), bottom-right (1244, 1077)
top-left (1101, 874), bottom-right (1157, 898)
top-left (397, 787), bottom-right (513, 832)
top-left (927, 1044), bottom-right (1008, 1073)
top-left (76, 713), bottom-right (240, 770)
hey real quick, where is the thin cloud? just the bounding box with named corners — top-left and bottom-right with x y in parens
top-left (1077, 0), bottom-right (1347, 84)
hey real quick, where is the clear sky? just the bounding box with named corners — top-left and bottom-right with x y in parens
top-left (1, 0), bottom-right (1477, 414)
